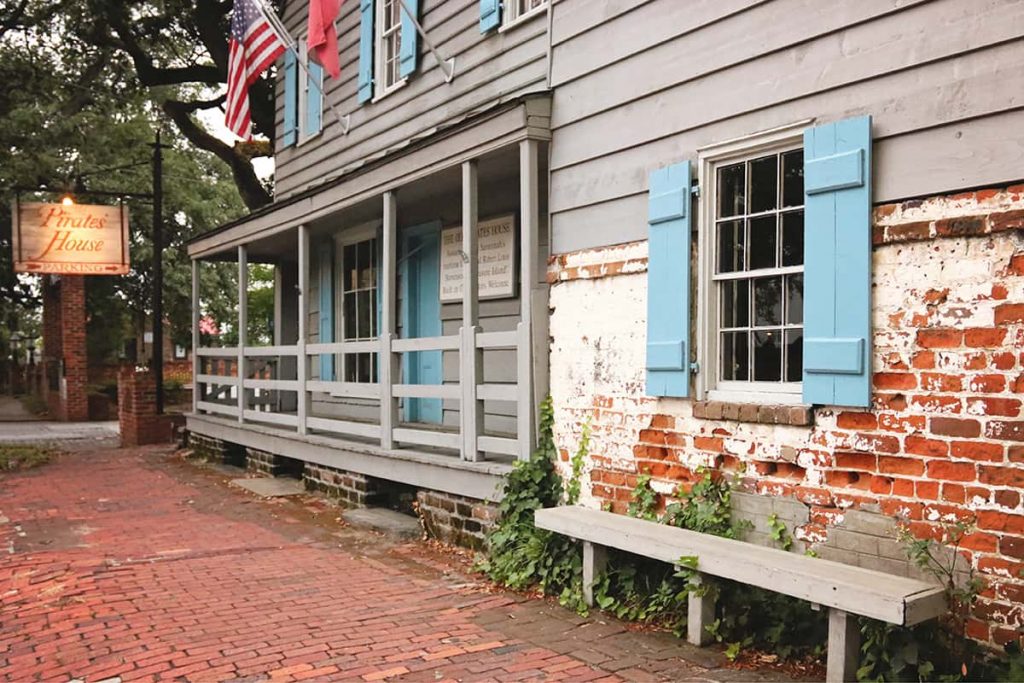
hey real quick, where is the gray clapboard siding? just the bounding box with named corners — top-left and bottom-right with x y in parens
top-left (550, 0), bottom-right (1022, 169)
top-left (548, 0), bottom-right (1024, 253)
top-left (274, 0), bottom-right (550, 198)
top-left (551, 0), bottom-right (930, 123)
top-left (550, 41), bottom-right (1024, 216)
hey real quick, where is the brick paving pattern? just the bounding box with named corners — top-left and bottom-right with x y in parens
top-left (0, 445), bottom-right (789, 682)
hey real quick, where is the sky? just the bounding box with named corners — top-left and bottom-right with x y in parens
top-left (195, 105), bottom-right (276, 181)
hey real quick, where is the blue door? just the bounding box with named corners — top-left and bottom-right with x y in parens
top-left (402, 222), bottom-right (443, 424)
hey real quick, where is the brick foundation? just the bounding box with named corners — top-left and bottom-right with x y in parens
top-left (548, 183), bottom-right (1024, 647)
top-left (416, 490), bottom-right (499, 551)
top-left (302, 463), bottom-right (377, 507)
top-left (247, 448), bottom-right (300, 477)
top-left (118, 368), bottom-right (183, 447)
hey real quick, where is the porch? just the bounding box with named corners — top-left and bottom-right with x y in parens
top-left (186, 98), bottom-right (550, 501)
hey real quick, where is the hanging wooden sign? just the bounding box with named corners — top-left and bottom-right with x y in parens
top-left (11, 201), bottom-right (131, 275)
top-left (440, 214), bottom-right (516, 302)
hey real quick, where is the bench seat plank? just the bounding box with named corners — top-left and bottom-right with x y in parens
top-left (535, 506), bottom-right (946, 626)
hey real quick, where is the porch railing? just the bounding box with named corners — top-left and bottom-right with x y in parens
top-left (193, 321), bottom-right (529, 461)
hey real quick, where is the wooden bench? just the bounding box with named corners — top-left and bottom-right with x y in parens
top-left (535, 506), bottom-right (947, 682)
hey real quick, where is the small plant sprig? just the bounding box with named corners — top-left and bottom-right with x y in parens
top-left (627, 474), bottom-right (659, 520)
top-left (767, 513), bottom-right (793, 551)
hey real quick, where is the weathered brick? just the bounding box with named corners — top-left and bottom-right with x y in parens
top-left (916, 329), bottom-right (963, 349)
top-left (925, 460), bottom-right (976, 482)
top-left (930, 417), bottom-right (981, 438)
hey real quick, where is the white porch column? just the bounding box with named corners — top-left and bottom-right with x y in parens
top-left (191, 259), bottom-right (200, 413)
top-left (237, 245), bottom-right (248, 423)
top-left (297, 225), bottom-right (309, 434)
top-left (460, 160), bottom-right (483, 461)
top-left (518, 138), bottom-right (540, 460)
top-left (380, 191), bottom-right (398, 449)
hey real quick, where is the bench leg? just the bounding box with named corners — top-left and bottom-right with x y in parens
top-left (582, 541), bottom-right (607, 608)
top-left (686, 572), bottom-right (715, 646)
top-left (827, 608), bottom-right (860, 683)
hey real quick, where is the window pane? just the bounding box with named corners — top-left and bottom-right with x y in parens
top-left (357, 352), bottom-right (371, 384)
top-left (786, 274), bottom-right (803, 325)
top-left (754, 276), bottom-right (782, 326)
top-left (782, 150), bottom-right (804, 207)
top-left (344, 244), bottom-right (357, 291)
top-left (357, 290), bottom-right (372, 338)
top-left (721, 331), bottom-right (749, 381)
top-left (785, 329), bottom-right (803, 382)
top-left (749, 155), bottom-right (778, 213)
top-left (358, 240), bottom-right (373, 289)
top-left (781, 211), bottom-right (804, 266)
top-left (717, 163), bottom-right (745, 218)
top-left (748, 215), bottom-right (777, 271)
top-left (720, 280), bottom-right (749, 329)
top-left (717, 220), bottom-right (745, 273)
top-left (343, 292), bottom-right (357, 339)
top-left (753, 330), bottom-right (782, 381)
top-left (344, 354), bottom-right (357, 382)
top-left (369, 288), bottom-right (378, 337)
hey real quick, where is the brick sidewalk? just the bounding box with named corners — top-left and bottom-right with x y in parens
top-left (0, 446), bottom-right (790, 682)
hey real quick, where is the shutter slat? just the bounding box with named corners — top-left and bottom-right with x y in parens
top-left (479, 0), bottom-right (500, 32)
top-left (283, 49), bottom-right (298, 146)
top-left (645, 160), bottom-right (692, 398)
top-left (319, 243), bottom-right (335, 380)
top-left (399, 0), bottom-right (419, 78)
top-left (357, 0), bottom-right (374, 103)
top-left (803, 116), bottom-right (872, 407)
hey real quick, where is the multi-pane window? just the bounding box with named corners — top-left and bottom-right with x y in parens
top-left (713, 149), bottom-right (804, 387)
top-left (376, 0), bottom-right (402, 95)
top-left (504, 0), bottom-right (546, 25)
top-left (340, 238), bottom-right (379, 383)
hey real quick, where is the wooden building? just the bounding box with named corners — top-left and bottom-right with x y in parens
top-left (187, 0), bottom-right (1024, 641)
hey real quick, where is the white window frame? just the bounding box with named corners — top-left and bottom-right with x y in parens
top-left (695, 120), bottom-right (813, 405)
top-left (333, 222), bottom-right (381, 387)
top-left (501, 0), bottom-right (547, 30)
top-left (373, 0), bottom-right (407, 100)
top-left (297, 37), bottom-right (323, 144)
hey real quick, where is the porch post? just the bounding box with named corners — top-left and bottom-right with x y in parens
top-left (191, 259), bottom-right (200, 413)
top-left (297, 225), bottom-right (309, 434)
top-left (460, 160), bottom-right (483, 461)
top-left (518, 138), bottom-right (539, 460)
top-left (380, 191), bottom-right (398, 449)
top-left (237, 245), bottom-right (248, 423)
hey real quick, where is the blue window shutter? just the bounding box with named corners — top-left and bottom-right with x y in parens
top-left (479, 0), bottom-right (500, 32)
top-left (803, 115), bottom-right (872, 407)
top-left (283, 49), bottom-right (298, 146)
top-left (357, 0), bottom-right (375, 103)
top-left (646, 160), bottom-right (692, 397)
top-left (319, 243), bottom-right (334, 380)
top-left (399, 0), bottom-right (419, 78)
top-left (305, 60), bottom-right (324, 135)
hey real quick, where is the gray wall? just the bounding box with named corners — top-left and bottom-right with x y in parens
top-left (275, 0), bottom-right (550, 199)
top-left (548, 0), bottom-right (1024, 253)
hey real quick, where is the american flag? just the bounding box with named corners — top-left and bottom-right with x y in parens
top-left (226, 0), bottom-right (288, 139)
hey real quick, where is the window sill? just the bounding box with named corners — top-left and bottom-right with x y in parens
top-left (297, 130), bottom-right (322, 147)
top-left (692, 400), bottom-right (813, 426)
top-left (372, 78), bottom-right (408, 103)
top-left (499, 5), bottom-right (546, 33)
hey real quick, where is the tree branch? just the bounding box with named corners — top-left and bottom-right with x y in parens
top-left (162, 99), bottom-right (271, 211)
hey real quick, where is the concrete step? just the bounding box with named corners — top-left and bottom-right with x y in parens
top-left (342, 507), bottom-right (422, 541)
top-left (230, 477), bottom-right (305, 498)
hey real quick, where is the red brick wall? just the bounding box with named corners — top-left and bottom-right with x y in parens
top-left (548, 184), bottom-right (1024, 646)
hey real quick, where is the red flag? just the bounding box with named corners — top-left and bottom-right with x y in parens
top-left (308, 0), bottom-right (342, 79)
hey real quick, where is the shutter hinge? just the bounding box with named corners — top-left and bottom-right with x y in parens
top-left (690, 183), bottom-right (700, 199)
top-left (690, 361), bottom-right (700, 375)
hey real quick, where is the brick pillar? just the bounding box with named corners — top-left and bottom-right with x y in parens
top-left (60, 276), bottom-right (88, 422)
top-left (118, 367), bottom-right (183, 446)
